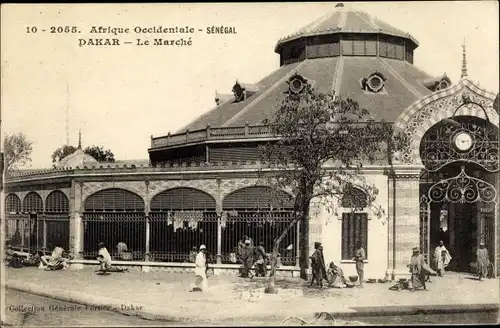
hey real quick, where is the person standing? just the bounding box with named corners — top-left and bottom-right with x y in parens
top-left (408, 247), bottom-right (436, 291)
top-left (353, 242), bottom-right (366, 288)
top-left (476, 242), bottom-right (490, 281)
top-left (190, 245), bottom-right (208, 292)
top-left (434, 240), bottom-right (451, 276)
top-left (240, 240), bottom-right (255, 278)
top-left (255, 241), bottom-right (267, 277)
top-left (309, 242), bottom-right (326, 288)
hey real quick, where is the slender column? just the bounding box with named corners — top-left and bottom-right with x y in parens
top-left (43, 215), bottom-right (47, 250)
top-left (392, 166), bottom-right (423, 278)
top-left (217, 213), bottom-right (222, 264)
top-left (20, 218), bottom-right (25, 252)
top-left (145, 215), bottom-right (150, 261)
top-left (70, 181), bottom-right (84, 260)
top-left (295, 220), bottom-right (300, 267)
top-left (144, 180), bottom-right (150, 262)
top-left (216, 178), bottom-right (222, 264)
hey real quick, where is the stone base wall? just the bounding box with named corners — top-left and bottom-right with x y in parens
top-left (68, 260), bottom-right (300, 278)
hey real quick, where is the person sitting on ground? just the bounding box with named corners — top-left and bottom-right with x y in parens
top-left (45, 245), bottom-right (70, 271)
top-left (326, 262), bottom-right (347, 288)
top-left (22, 250), bottom-right (42, 267)
top-left (96, 242), bottom-right (127, 274)
top-left (5, 245), bottom-right (23, 268)
top-left (189, 246), bottom-right (198, 263)
top-left (116, 241), bottom-right (133, 260)
top-left (229, 247), bottom-right (238, 264)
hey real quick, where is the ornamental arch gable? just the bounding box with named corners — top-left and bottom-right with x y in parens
top-left (81, 181), bottom-right (147, 204)
top-left (222, 185), bottom-right (295, 210)
top-left (150, 187), bottom-right (216, 211)
top-left (83, 188), bottom-right (145, 212)
top-left (148, 179), bottom-right (219, 203)
top-left (394, 79), bottom-right (499, 166)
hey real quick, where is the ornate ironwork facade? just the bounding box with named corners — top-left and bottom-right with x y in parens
top-left (420, 116), bottom-right (499, 172)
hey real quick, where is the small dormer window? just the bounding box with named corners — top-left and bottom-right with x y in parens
top-left (435, 77), bottom-right (451, 91)
top-left (361, 72), bottom-right (387, 94)
top-left (232, 82), bottom-right (245, 102)
top-left (287, 73), bottom-right (308, 94)
top-left (423, 75), bottom-right (452, 92)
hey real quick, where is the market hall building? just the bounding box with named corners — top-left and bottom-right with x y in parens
top-left (4, 5), bottom-right (499, 279)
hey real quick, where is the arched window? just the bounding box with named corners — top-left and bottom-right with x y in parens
top-left (149, 188), bottom-right (217, 262)
top-left (341, 186), bottom-right (368, 261)
top-left (45, 190), bottom-right (70, 213)
top-left (84, 188), bottom-right (144, 212)
top-left (221, 186), bottom-right (296, 266)
top-left (150, 187), bottom-right (216, 211)
top-left (23, 192), bottom-right (43, 213)
top-left (341, 186), bottom-right (368, 209)
top-left (82, 188), bottom-right (146, 260)
top-left (222, 186), bottom-right (294, 211)
top-left (5, 194), bottom-right (21, 213)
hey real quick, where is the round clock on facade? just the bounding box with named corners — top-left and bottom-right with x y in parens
top-left (454, 132), bottom-right (473, 151)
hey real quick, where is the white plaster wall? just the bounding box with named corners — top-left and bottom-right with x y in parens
top-left (319, 173), bottom-right (389, 280)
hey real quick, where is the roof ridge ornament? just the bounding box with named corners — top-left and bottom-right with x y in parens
top-left (461, 38), bottom-right (468, 78)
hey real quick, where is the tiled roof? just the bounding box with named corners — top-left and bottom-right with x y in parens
top-left (181, 56), bottom-right (435, 130)
top-left (275, 8), bottom-right (418, 52)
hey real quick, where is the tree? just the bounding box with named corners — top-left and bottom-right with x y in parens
top-left (3, 132), bottom-right (33, 173)
top-left (259, 85), bottom-right (404, 293)
top-left (83, 145), bottom-right (115, 162)
top-left (51, 145), bottom-right (77, 165)
top-left (51, 145), bottom-right (115, 166)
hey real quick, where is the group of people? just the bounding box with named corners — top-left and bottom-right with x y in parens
top-left (400, 240), bottom-right (491, 292)
top-left (236, 236), bottom-right (269, 279)
top-left (309, 241), bottom-right (365, 289)
top-left (5, 242), bottom-right (72, 271)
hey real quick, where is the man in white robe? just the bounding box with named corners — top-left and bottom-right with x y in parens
top-left (434, 240), bottom-right (451, 276)
top-left (190, 245), bottom-right (208, 292)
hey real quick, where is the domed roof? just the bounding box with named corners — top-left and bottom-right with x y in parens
top-left (57, 148), bottom-right (98, 169)
top-left (176, 4), bottom-right (445, 134)
top-left (275, 4), bottom-right (418, 52)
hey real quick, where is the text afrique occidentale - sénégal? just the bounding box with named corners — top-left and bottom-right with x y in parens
top-left (89, 26), bottom-right (197, 35)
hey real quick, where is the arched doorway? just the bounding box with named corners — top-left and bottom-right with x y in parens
top-left (5, 193), bottom-right (23, 250)
top-left (22, 192), bottom-right (43, 253)
top-left (221, 186), bottom-right (296, 265)
top-left (45, 190), bottom-right (70, 252)
top-left (149, 187), bottom-right (217, 262)
top-left (83, 188), bottom-right (146, 260)
top-left (419, 115), bottom-right (499, 276)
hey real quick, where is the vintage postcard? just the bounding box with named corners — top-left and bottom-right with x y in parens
top-left (1, 2), bottom-right (499, 326)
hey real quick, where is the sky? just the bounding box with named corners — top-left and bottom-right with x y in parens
top-left (1, 1), bottom-right (499, 169)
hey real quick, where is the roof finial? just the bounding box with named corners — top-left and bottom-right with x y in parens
top-left (461, 38), bottom-right (468, 78)
top-left (78, 129), bottom-right (82, 149)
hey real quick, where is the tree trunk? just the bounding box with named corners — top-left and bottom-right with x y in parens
top-left (299, 198), bottom-right (311, 280)
top-left (265, 216), bottom-right (301, 294)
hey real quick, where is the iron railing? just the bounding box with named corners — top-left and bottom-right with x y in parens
top-left (82, 212), bottom-right (146, 260)
top-left (80, 210), bottom-right (298, 265)
top-left (5, 214), bottom-right (69, 254)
